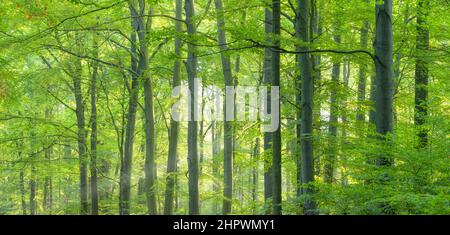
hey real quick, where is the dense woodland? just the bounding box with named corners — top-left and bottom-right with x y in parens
top-left (0, 0), bottom-right (449, 215)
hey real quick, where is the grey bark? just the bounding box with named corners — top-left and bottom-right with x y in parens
top-left (297, 0), bottom-right (316, 215)
top-left (414, 0), bottom-right (430, 148)
top-left (43, 109), bottom-right (53, 214)
top-left (137, 3), bottom-right (158, 215)
top-left (214, 0), bottom-right (234, 215)
top-left (341, 60), bottom-right (350, 185)
top-left (310, 0), bottom-right (322, 176)
top-left (29, 165), bottom-right (36, 215)
top-left (199, 87), bottom-right (205, 175)
top-left (263, 7), bottom-right (273, 214)
top-left (72, 46), bottom-right (88, 214)
top-left (29, 125), bottom-right (37, 215)
top-left (368, 73), bottom-right (376, 126)
top-left (18, 140), bottom-right (27, 214)
top-left (311, 0), bottom-right (322, 116)
top-left (90, 38), bottom-right (99, 215)
top-left (374, 0), bottom-right (394, 166)
top-left (356, 7), bottom-right (369, 123)
top-left (185, 0), bottom-right (200, 215)
top-left (271, 0), bottom-right (282, 215)
top-left (324, 30), bottom-right (341, 184)
top-left (211, 120), bottom-right (222, 214)
top-left (119, 5), bottom-right (140, 215)
top-left (20, 170), bottom-right (27, 214)
top-left (18, 141), bottom-right (27, 215)
top-left (252, 138), bottom-right (260, 214)
top-left (164, 0), bottom-right (182, 215)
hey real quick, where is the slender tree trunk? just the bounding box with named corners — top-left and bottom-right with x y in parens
top-left (297, 0), bottom-right (316, 215)
top-left (356, 5), bottom-right (369, 123)
top-left (324, 29), bottom-right (341, 184)
top-left (90, 38), bottom-right (99, 215)
top-left (29, 126), bottom-right (37, 215)
top-left (29, 166), bottom-right (36, 215)
top-left (43, 171), bottom-right (53, 215)
top-left (18, 139), bottom-right (27, 214)
top-left (19, 171), bottom-right (28, 215)
top-left (211, 121), bottom-right (221, 214)
top-left (19, 159), bottom-right (27, 214)
top-left (214, 0), bottom-right (233, 215)
top-left (369, 72), bottom-right (376, 126)
top-left (119, 5), bottom-right (140, 214)
top-left (287, 125), bottom-right (296, 198)
top-left (164, 0), bottom-right (182, 215)
top-left (341, 60), bottom-right (350, 185)
top-left (73, 46), bottom-right (88, 214)
top-left (252, 138), bottom-right (260, 214)
top-left (63, 144), bottom-right (72, 214)
top-left (175, 163), bottom-right (179, 212)
top-left (310, 0), bottom-right (322, 176)
top-left (185, 0), bottom-right (200, 215)
top-left (43, 109), bottom-right (53, 214)
top-left (232, 55), bottom-right (240, 206)
top-left (138, 4), bottom-right (158, 215)
top-left (311, 0), bottom-right (321, 113)
top-left (294, 37), bottom-right (302, 206)
top-left (199, 87), bottom-right (205, 175)
top-left (414, 0), bottom-right (430, 148)
top-left (270, 0), bottom-right (282, 215)
top-left (263, 7), bottom-right (273, 214)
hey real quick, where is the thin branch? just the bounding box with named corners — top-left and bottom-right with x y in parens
top-left (45, 88), bottom-right (76, 112)
top-left (17, 1), bottom-right (127, 43)
top-left (246, 38), bottom-right (379, 64)
top-left (44, 44), bottom-right (139, 76)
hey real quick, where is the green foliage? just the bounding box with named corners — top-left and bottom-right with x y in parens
top-left (0, 0), bottom-right (449, 215)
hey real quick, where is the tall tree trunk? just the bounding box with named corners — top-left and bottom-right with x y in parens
top-left (297, 0), bottom-right (316, 215)
top-left (119, 5), bottom-right (140, 214)
top-left (232, 55), bottom-right (240, 207)
top-left (164, 0), bottom-right (182, 215)
top-left (185, 0), bottom-right (200, 215)
top-left (414, 0), bottom-right (430, 148)
top-left (294, 27), bottom-right (302, 207)
top-left (214, 0), bottom-right (233, 215)
top-left (73, 47), bottom-right (88, 214)
top-left (356, 4), bottom-right (369, 123)
top-left (371, 3), bottom-right (395, 215)
top-left (324, 29), bottom-right (341, 184)
top-left (341, 60), bottom-right (350, 185)
top-left (263, 7), bottom-right (273, 214)
top-left (90, 38), bottom-right (99, 215)
top-left (310, 0), bottom-right (322, 176)
top-left (374, 0), bottom-right (393, 166)
top-left (138, 3), bottom-right (158, 215)
top-left (271, 0), bottom-right (282, 215)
